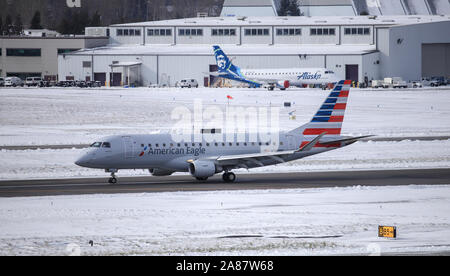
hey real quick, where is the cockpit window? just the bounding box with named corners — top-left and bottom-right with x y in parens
top-left (90, 142), bottom-right (102, 148)
top-left (102, 142), bottom-right (111, 148)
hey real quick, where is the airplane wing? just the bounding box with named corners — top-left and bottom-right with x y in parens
top-left (192, 134), bottom-right (327, 169)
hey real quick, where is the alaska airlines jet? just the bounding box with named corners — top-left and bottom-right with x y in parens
top-left (212, 45), bottom-right (340, 90)
top-left (75, 80), bottom-right (370, 184)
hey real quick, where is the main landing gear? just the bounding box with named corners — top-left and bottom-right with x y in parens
top-left (222, 172), bottom-right (236, 183)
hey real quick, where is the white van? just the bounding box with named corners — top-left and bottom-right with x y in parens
top-left (25, 77), bottom-right (42, 87)
top-left (4, 77), bottom-right (24, 87)
top-left (179, 79), bottom-right (199, 88)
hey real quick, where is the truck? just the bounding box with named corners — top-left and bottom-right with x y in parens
top-left (371, 80), bottom-right (384, 88)
top-left (382, 77), bottom-right (407, 88)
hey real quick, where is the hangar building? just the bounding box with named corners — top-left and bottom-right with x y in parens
top-left (59, 14), bottom-right (450, 87)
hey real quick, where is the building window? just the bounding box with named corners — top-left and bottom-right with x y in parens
top-left (310, 28), bottom-right (335, 36)
top-left (211, 28), bottom-right (237, 36)
top-left (244, 28), bottom-right (270, 36)
top-left (276, 28), bottom-right (301, 36)
top-left (148, 28), bottom-right (172, 36)
top-left (344, 27), bottom-right (370, 36)
top-left (178, 28), bottom-right (203, 36)
top-left (58, 49), bottom-right (80, 55)
top-left (6, 49), bottom-right (41, 57)
top-left (116, 28), bottom-right (142, 36)
top-left (82, 61), bottom-right (92, 68)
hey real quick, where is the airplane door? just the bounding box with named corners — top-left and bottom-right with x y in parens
top-left (122, 136), bottom-right (135, 159)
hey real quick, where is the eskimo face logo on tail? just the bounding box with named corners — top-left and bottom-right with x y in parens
top-left (216, 55), bottom-right (227, 70)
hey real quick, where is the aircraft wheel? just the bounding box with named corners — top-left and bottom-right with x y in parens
top-left (222, 172), bottom-right (236, 183)
top-left (196, 177), bottom-right (208, 181)
top-left (108, 177), bottom-right (117, 184)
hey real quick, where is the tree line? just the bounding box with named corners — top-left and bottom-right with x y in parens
top-left (0, 10), bottom-right (102, 36)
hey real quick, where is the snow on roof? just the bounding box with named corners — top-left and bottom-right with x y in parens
top-left (67, 44), bottom-right (377, 57)
top-left (111, 15), bottom-right (450, 27)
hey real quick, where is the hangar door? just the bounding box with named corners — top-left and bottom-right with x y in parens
top-left (422, 44), bottom-right (450, 78)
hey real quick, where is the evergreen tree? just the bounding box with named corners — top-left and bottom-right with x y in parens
top-left (0, 16), bottom-right (3, 36)
top-left (14, 14), bottom-right (24, 35)
top-left (279, 0), bottom-right (289, 16)
top-left (57, 9), bottom-right (73, 34)
top-left (279, 0), bottom-right (300, 16)
top-left (287, 0), bottom-right (300, 16)
top-left (5, 15), bottom-right (13, 35)
top-left (90, 11), bottom-right (102, 27)
top-left (30, 11), bottom-right (43, 29)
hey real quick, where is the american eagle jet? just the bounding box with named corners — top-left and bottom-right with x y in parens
top-left (75, 80), bottom-right (370, 183)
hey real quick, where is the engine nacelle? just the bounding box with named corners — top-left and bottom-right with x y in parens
top-left (278, 80), bottom-right (290, 89)
top-left (149, 168), bottom-right (175, 176)
top-left (188, 160), bottom-right (218, 178)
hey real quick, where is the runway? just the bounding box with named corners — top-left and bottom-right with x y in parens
top-left (0, 168), bottom-right (449, 198)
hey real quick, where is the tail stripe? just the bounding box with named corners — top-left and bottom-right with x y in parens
top-left (302, 80), bottom-right (351, 137)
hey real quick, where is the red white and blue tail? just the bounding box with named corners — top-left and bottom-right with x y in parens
top-left (292, 80), bottom-right (352, 149)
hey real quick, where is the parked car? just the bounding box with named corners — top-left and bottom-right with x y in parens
top-left (25, 77), bottom-right (42, 87)
top-left (431, 76), bottom-right (446, 86)
top-left (4, 77), bottom-right (24, 87)
top-left (179, 79), bottom-right (199, 88)
top-left (409, 80), bottom-right (423, 88)
top-left (422, 77), bottom-right (440, 87)
top-left (0, 77), bottom-right (4, 87)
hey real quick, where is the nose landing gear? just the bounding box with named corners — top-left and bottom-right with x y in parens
top-left (106, 169), bottom-right (118, 184)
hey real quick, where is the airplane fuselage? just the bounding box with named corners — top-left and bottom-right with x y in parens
top-left (240, 68), bottom-right (340, 87)
top-left (76, 132), bottom-right (336, 172)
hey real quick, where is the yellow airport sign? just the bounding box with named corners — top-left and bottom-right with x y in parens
top-left (378, 226), bottom-right (397, 238)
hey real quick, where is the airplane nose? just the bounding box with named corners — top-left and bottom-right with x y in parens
top-left (75, 154), bottom-right (92, 167)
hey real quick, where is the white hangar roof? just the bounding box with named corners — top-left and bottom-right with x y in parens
top-left (65, 44), bottom-right (377, 57)
top-left (110, 15), bottom-right (450, 28)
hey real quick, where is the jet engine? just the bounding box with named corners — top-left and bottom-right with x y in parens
top-left (149, 168), bottom-right (175, 176)
top-left (278, 80), bottom-right (290, 89)
top-left (188, 160), bottom-right (219, 178)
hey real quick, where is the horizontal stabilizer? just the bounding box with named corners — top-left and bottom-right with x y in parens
top-left (319, 135), bottom-right (374, 145)
top-left (299, 133), bottom-right (326, 152)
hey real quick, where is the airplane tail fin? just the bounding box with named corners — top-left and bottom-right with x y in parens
top-left (213, 45), bottom-right (240, 75)
top-left (289, 80), bottom-right (352, 146)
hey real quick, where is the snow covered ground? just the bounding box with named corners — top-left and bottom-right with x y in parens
top-left (1, 185), bottom-right (449, 256)
top-left (0, 86), bottom-right (449, 256)
top-left (0, 86), bottom-right (449, 146)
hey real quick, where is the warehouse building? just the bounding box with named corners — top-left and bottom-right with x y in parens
top-left (0, 36), bottom-right (108, 80)
top-left (59, 14), bottom-right (450, 87)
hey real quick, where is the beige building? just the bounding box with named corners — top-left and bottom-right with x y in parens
top-left (0, 36), bottom-right (108, 80)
